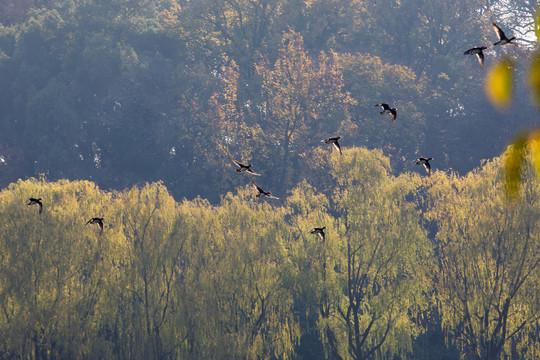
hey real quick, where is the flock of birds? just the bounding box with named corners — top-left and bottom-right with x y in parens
top-left (229, 100), bottom-right (433, 243)
top-left (464, 22), bottom-right (518, 69)
top-left (229, 21), bottom-right (519, 244)
top-left (25, 22), bottom-right (518, 240)
top-left (27, 197), bottom-right (104, 235)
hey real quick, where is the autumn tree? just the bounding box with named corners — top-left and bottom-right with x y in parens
top-left (253, 30), bottom-right (354, 189)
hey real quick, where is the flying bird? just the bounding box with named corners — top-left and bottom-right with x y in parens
top-left (251, 181), bottom-right (279, 200)
top-left (309, 227), bottom-right (326, 244)
top-left (464, 46), bottom-right (488, 69)
top-left (415, 157), bottom-right (433, 177)
top-left (492, 22), bottom-right (517, 46)
top-left (86, 217), bottom-right (105, 235)
top-left (28, 198), bottom-right (43, 214)
top-left (375, 103), bottom-right (397, 122)
top-left (230, 157), bottom-right (260, 175)
top-left (321, 136), bottom-right (342, 155)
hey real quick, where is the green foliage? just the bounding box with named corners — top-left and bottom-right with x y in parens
top-left (424, 156), bottom-right (540, 360)
top-left (0, 147), bottom-right (539, 358)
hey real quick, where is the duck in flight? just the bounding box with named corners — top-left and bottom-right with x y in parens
top-left (231, 157), bottom-right (260, 175)
top-left (309, 227), bottom-right (326, 244)
top-left (415, 157), bottom-right (433, 177)
top-left (375, 103), bottom-right (397, 122)
top-left (28, 198), bottom-right (43, 214)
top-left (251, 181), bottom-right (279, 200)
top-left (464, 46), bottom-right (488, 69)
top-left (86, 217), bottom-right (105, 235)
top-left (322, 136), bottom-right (342, 155)
top-left (492, 22), bottom-right (517, 46)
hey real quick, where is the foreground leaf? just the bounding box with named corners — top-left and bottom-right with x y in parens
top-left (486, 59), bottom-right (514, 109)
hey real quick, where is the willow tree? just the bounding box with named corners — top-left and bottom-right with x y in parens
top-left (319, 148), bottom-right (432, 360)
top-left (181, 187), bottom-right (300, 359)
top-left (425, 156), bottom-right (540, 360)
top-left (108, 182), bottom-right (190, 359)
top-left (0, 178), bottom-right (114, 358)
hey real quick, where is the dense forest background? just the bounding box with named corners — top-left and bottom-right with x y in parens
top-left (0, 0), bottom-right (538, 201)
top-left (0, 0), bottom-right (539, 359)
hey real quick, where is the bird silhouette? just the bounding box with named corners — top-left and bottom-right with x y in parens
top-left (28, 198), bottom-right (43, 214)
top-left (86, 217), bottom-right (105, 235)
top-left (464, 46), bottom-right (488, 69)
top-left (309, 227), bottom-right (326, 244)
top-left (321, 136), bottom-right (342, 155)
top-left (492, 23), bottom-right (517, 46)
top-left (251, 181), bottom-right (279, 200)
top-left (230, 157), bottom-right (260, 175)
top-left (375, 103), bottom-right (397, 122)
top-left (415, 157), bottom-right (433, 177)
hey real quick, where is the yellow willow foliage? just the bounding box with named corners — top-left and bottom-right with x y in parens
top-left (424, 157), bottom-right (540, 359)
top-left (0, 147), bottom-right (537, 359)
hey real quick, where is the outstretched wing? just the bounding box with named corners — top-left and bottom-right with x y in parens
top-left (98, 221), bottom-right (104, 235)
top-left (38, 202), bottom-right (43, 214)
top-left (252, 180), bottom-right (264, 193)
top-left (390, 110), bottom-right (397, 122)
top-left (246, 168), bottom-right (261, 176)
top-left (230, 157), bottom-right (244, 168)
top-left (476, 52), bottom-right (485, 69)
top-left (265, 194), bottom-right (280, 200)
top-left (492, 22), bottom-right (506, 40)
top-left (332, 141), bottom-right (342, 155)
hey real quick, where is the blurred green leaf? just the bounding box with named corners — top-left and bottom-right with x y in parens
top-left (529, 54), bottom-right (540, 105)
top-left (505, 132), bottom-right (528, 198)
top-left (528, 130), bottom-right (540, 177)
top-left (486, 59), bottom-right (514, 109)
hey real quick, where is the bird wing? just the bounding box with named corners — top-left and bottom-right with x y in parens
top-left (252, 180), bottom-right (264, 193)
top-left (230, 157), bottom-right (244, 168)
top-left (98, 221), bottom-right (104, 235)
top-left (492, 22), bottom-right (506, 40)
top-left (265, 193), bottom-right (279, 200)
top-left (476, 52), bottom-right (484, 69)
top-left (246, 168), bottom-right (261, 176)
top-left (85, 219), bottom-right (92, 225)
top-left (332, 141), bottom-right (342, 155)
top-left (375, 103), bottom-right (389, 110)
top-left (318, 232), bottom-right (325, 243)
top-left (38, 202), bottom-right (43, 214)
top-left (390, 110), bottom-right (397, 122)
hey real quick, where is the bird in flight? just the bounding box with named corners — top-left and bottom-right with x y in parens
top-left (322, 136), bottom-right (342, 155)
top-left (28, 198), bottom-right (43, 214)
top-left (375, 103), bottom-right (397, 122)
top-left (415, 157), bottom-right (433, 177)
top-left (309, 227), bottom-right (326, 244)
top-left (251, 181), bottom-right (279, 200)
top-left (230, 157), bottom-right (260, 175)
top-left (464, 46), bottom-right (488, 69)
top-left (86, 217), bottom-right (105, 235)
top-left (492, 22), bottom-right (517, 46)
